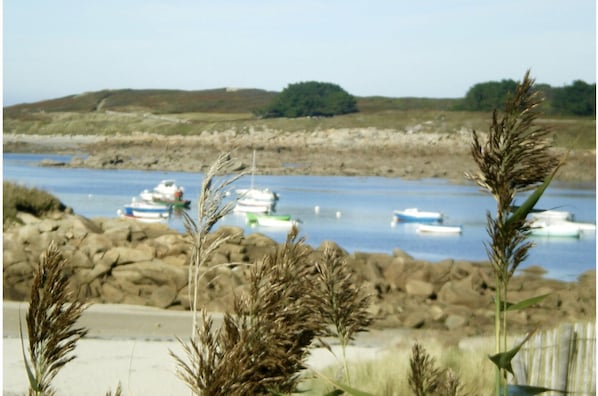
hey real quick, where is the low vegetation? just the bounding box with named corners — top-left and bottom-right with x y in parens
top-left (3, 181), bottom-right (66, 227)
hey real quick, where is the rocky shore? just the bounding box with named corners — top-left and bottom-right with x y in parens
top-left (4, 210), bottom-right (595, 336)
top-left (3, 131), bottom-right (596, 184)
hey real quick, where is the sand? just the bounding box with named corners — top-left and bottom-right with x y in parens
top-left (3, 301), bottom-right (401, 395)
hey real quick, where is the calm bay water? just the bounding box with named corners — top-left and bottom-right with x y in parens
top-left (3, 153), bottom-right (596, 281)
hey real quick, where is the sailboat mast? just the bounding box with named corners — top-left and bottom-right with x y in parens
top-left (250, 150), bottom-right (256, 189)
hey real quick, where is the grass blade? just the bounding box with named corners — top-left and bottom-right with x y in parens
top-left (501, 294), bottom-right (550, 312)
top-left (488, 330), bottom-right (535, 375)
top-left (19, 316), bottom-right (40, 392)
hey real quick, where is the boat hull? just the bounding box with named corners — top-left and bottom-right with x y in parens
top-left (530, 223), bottom-right (581, 238)
top-left (254, 214), bottom-right (298, 228)
top-left (246, 213), bottom-right (291, 223)
top-left (416, 224), bottom-right (462, 234)
top-left (393, 208), bottom-right (443, 223)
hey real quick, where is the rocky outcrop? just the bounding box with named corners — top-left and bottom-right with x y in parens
top-left (3, 211), bottom-right (595, 335)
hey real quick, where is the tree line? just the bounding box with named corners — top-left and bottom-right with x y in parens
top-left (460, 79), bottom-right (595, 116)
top-left (256, 79), bottom-right (595, 118)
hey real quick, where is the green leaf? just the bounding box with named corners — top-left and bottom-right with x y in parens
top-left (501, 294), bottom-right (550, 312)
top-left (507, 172), bottom-right (555, 228)
top-left (507, 155), bottom-right (566, 229)
top-left (311, 370), bottom-right (375, 396)
top-left (488, 330), bottom-right (535, 374)
top-left (19, 317), bottom-right (40, 392)
top-left (505, 384), bottom-right (562, 395)
top-left (322, 390), bottom-right (345, 396)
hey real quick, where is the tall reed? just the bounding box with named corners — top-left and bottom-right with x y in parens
top-left (171, 228), bottom-right (329, 395)
top-left (21, 241), bottom-right (88, 396)
top-left (314, 245), bottom-right (372, 385)
top-left (180, 152), bottom-right (245, 337)
top-left (466, 70), bottom-right (561, 395)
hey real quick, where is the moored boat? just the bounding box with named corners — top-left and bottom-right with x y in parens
top-left (234, 150), bottom-right (279, 213)
top-left (252, 213), bottom-right (299, 228)
top-left (122, 199), bottom-right (172, 218)
top-left (140, 179), bottom-right (190, 207)
top-left (416, 224), bottom-right (462, 234)
top-left (529, 220), bottom-right (581, 238)
top-left (529, 210), bottom-right (574, 222)
top-left (246, 212), bottom-right (291, 223)
top-left (393, 208), bottom-right (443, 223)
top-left (117, 209), bottom-right (169, 223)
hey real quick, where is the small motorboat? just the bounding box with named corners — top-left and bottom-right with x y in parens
top-left (122, 198), bottom-right (172, 218)
top-left (529, 220), bottom-right (581, 238)
top-left (393, 208), bottom-right (443, 223)
top-left (252, 213), bottom-right (299, 228)
top-left (140, 179), bottom-right (190, 208)
top-left (117, 209), bottom-right (169, 223)
top-left (246, 212), bottom-right (291, 224)
top-left (416, 224), bottom-right (462, 234)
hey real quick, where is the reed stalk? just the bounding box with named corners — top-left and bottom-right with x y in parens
top-left (180, 152), bottom-right (245, 338)
top-left (466, 70), bottom-right (561, 395)
top-left (22, 241), bottom-right (88, 396)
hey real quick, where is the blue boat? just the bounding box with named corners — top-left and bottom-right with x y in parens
top-left (122, 198), bottom-right (172, 219)
top-left (393, 208), bottom-right (443, 223)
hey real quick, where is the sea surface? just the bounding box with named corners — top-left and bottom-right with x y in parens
top-left (3, 153), bottom-right (596, 281)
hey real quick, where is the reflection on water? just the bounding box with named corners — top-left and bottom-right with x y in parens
top-left (3, 153), bottom-right (596, 281)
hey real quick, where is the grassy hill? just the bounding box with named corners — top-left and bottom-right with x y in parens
top-left (4, 88), bottom-right (463, 115)
top-left (3, 88), bottom-right (595, 150)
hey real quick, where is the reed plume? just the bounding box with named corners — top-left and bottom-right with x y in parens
top-left (314, 245), bottom-right (373, 384)
top-left (22, 241), bottom-right (88, 396)
top-left (172, 227), bottom-right (329, 395)
top-left (181, 152), bottom-right (245, 336)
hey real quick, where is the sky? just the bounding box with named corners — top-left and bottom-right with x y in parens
top-left (3, 0), bottom-right (596, 106)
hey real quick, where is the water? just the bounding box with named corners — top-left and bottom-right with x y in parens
top-left (3, 153), bottom-right (596, 281)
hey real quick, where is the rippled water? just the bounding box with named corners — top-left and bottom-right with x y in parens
top-left (4, 153), bottom-right (596, 281)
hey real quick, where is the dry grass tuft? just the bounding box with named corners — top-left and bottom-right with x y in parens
top-left (409, 342), bottom-right (465, 396)
top-left (22, 241), bottom-right (88, 396)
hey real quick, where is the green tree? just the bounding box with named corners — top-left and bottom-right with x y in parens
top-left (550, 80), bottom-right (596, 116)
top-left (257, 81), bottom-right (357, 118)
top-left (463, 79), bottom-right (519, 111)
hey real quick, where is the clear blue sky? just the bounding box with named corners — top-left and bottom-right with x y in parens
top-left (3, 0), bottom-right (596, 106)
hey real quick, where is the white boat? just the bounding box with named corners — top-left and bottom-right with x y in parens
top-left (529, 210), bottom-right (574, 222)
top-left (529, 220), bottom-right (581, 238)
top-left (236, 188), bottom-right (279, 202)
top-left (117, 209), bottom-right (169, 223)
top-left (393, 208), bottom-right (443, 223)
top-left (233, 200), bottom-right (274, 214)
top-left (234, 150), bottom-right (278, 213)
top-left (140, 179), bottom-right (189, 207)
top-left (122, 198), bottom-right (172, 218)
top-left (416, 224), bottom-right (462, 234)
top-left (254, 214), bottom-right (299, 228)
top-left (564, 221), bottom-right (596, 231)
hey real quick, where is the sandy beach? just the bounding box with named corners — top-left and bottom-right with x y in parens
top-left (3, 301), bottom-right (406, 395)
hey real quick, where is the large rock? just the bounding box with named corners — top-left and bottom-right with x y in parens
top-left (2, 210), bottom-right (595, 334)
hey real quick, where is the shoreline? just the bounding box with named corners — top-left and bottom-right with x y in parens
top-left (3, 132), bottom-right (596, 186)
